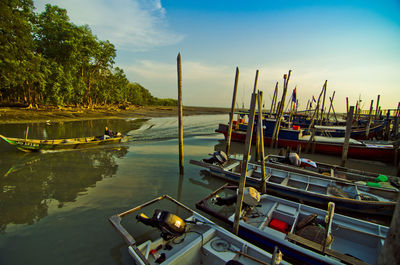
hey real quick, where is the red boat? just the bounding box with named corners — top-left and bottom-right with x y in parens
top-left (216, 123), bottom-right (399, 163)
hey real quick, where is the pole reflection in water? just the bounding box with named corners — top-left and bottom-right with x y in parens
top-left (0, 146), bottom-right (129, 233)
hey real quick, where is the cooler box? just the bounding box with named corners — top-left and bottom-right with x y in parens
top-left (269, 218), bottom-right (289, 234)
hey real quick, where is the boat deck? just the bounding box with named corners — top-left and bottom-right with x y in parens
top-left (232, 195), bottom-right (388, 264)
top-left (135, 216), bottom-right (277, 265)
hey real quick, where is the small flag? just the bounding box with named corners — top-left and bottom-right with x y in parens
top-left (292, 87), bottom-right (297, 103)
top-left (312, 95), bottom-right (316, 103)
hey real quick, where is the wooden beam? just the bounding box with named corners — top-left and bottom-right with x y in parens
top-left (319, 80), bottom-right (327, 125)
top-left (269, 82), bottom-right (278, 117)
top-left (365, 100), bottom-right (374, 138)
top-left (226, 67), bottom-right (239, 156)
top-left (375, 95), bottom-right (380, 120)
top-left (341, 106), bottom-right (354, 167)
top-left (177, 53), bottom-right (184, 174)
top-left (271, 70), bottom-right (291, 148)
top-left (233, 70), bottom-right (259, 235)
top-left (257, 91), bottom-right (266, 193)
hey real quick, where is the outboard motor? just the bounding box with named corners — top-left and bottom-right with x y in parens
top-left (203, 151), bottom-right (228, 165)
top-left (288, 152), bottom-right (301, 166)
top-left (136, 210), bottom-right (186, 240)
top-left (212, 187), bottom-right (260, 207)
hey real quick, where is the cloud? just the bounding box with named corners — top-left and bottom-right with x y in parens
top-left (33, 0), bottom-right (183, 51)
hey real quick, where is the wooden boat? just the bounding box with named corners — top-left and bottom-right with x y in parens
top-left (0, 134), bottom-right (124, 152)
top-left (196, 184), bottom-right (389, 265)
top-left (108, 195), bottom-right (288, 265)
top-left (234, 112), bottom-right (385, 140)
top-left (190, 158), bottom-right (398, 216)
top-left (265, 154), bottom-right (399, 190)
top-left (216, 123), bottom-right (399, 163)
top-left (312, 121), bottom-right (385, 140)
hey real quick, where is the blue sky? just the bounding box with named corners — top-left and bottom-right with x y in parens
top-left (33, 0), bottom-right (400, 112)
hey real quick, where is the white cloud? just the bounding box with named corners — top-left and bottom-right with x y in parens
top-left (33, 0), bottom-right (183, 51)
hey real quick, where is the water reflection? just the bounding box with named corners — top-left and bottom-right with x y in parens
top-left (0, 118), bottom-right (149, 142)
top-left (189, 169), bottom-right (227, 192)
top-left (0, 146), bottom-right (128, 233)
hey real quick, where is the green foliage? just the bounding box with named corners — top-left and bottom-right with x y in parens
top-left (0, 2), bottom-right (175, 107)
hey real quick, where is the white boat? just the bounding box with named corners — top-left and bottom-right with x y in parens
top-left (109, 195), bottom-right (288, 265)
top-left (196, 184), bottom-right (389, 265)
top-left (190, 157), bottom-right (398, 217)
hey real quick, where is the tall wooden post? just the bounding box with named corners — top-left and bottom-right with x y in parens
top-left (306, 83), bottom-right (325, 133)
top-left (319, 80), bottom-right (327, 125)
top-left (271, 71), bottom-right (291, 148)
top-left (233, 71), bottom-right (259, 235)
top-left (375, 95), bottom-right (380, 120)
top-left (226, 67), bottom-right (239, 156)
top-left (306, 99), bottom-right (310, 114)
top-left (257, 91), bottom-right (266, 193)
top-left (365, 100), bottom-right (374, 138)
top-left (326, 91), bottom-right (335, 122)
top-left (394, 102), bottom-right (400, 138)
top-left (354, 101), bottom-right (359, 122)
top-left (269, 82), bottom-right (278, 117)
top-left (177, 53), bottom-right (184, 174)
top-left (346, 97), bottom-right (349, 115)
top-left (341, 106), bottom-right (354, 167)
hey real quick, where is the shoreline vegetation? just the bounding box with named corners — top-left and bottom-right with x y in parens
top-left (0, 105), bottom-right (230, 124)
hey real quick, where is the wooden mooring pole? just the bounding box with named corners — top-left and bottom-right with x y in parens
top-left (177, 53), bottom-right (184, 174)
top-left (257, 91), bottom-right (266, 193)
top-left (365, 100), bottom-right (374, 138)
top-left (226, 67), bottom-right (239, 156)
top-left (375, 95), bottom-right (380, 120)
top-left (269, 82), bottom-right (278, 118)
top-left (319, 80), bottom-right (327, 125)
top-left (392, 102), bottom-right (400, 138)
top-left (233, 70), bottom-right (259, 235)
top-left (341, 106), bottom-right (354, 167)
top-left (271, 71), bottom-right (291, 148)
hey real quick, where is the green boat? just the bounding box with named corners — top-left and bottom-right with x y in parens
top-left (0, 134), bottom-right (124, 152)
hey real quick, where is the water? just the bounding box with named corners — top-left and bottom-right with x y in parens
top-left (0, 114), bottom-right (396, 265)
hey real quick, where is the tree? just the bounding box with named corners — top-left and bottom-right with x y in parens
top-left (0, 0), bottom-right (36, 103)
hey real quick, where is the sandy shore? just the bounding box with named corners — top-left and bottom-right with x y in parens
top-left (0, 106), bottom-right (230, 124)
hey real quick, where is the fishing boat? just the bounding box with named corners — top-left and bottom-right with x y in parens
top-left (108, 195), bottom-right (288, 265)
top-left (190, 157), bottom-right (398, 216)
top-left (0, 134), bottom-right (124, 152)
top-left (216, 123), bottom-right (399, 163)
top-left (233, 112), bottom-right (386, 140)
top-left (196, 184), bottom-right (389, 265)
top-left (312, 121), bottom-right (385, 140)
top-left (265, 154), bottom-right (399, 190)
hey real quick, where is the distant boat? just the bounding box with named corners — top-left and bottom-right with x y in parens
top-left (312, 121), bottom-right (385, 140)
top-left (216, 123), bottom-right (399, 163)
top-left (108, 194), bottom-right (289, 265)
top-left (196, 184), bottom-right (389, 265)
top-left (0, 134), bottom-right (124, 152)
top-left (190, 158), bottom-right (398, 217)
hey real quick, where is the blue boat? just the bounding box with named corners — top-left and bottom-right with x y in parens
top-left (190, 159), bottom-right (398, 217)
top-left (109, 195), bottom-right (289, 265)
top-left (196, 184), bottom-right (389, 265)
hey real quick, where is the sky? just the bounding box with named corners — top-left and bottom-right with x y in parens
top-left (33, 0), bottom-right (400, 112)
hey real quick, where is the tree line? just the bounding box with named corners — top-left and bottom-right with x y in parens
top-left (0, 0), bottom-right (177, 107)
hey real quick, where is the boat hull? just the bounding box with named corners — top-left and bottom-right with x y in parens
top-left (217, 124), bottom-right (398, 163)
top-left (0, 135), bottom-right (123, 152)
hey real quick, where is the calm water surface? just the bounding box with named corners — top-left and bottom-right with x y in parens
top-left (0, 114), bottom-right (396, 265)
